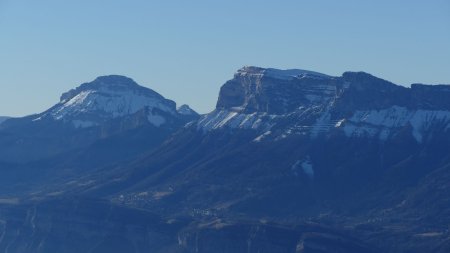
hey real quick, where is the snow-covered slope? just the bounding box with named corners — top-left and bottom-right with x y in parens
top-left (36, 75), bottom-right (187, 128)
top-left (341, 106), bottom-right (450, 142)
top-left (198, 66), bottom-right (450, 143)
top-left (0, 75), bottom-right (199, 164)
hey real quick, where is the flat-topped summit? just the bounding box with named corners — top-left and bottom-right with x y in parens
top-left (236, 66), bottom-right (330, 80)
top-left (59, 75), bottom-right (165, 103)
top-left (217, 66), bottom-right (338, 114)
top-left (202, 66), bottom-right (450, 143)
top-left (217, 66), bottom-right (450, 115)
top-left (92, 74), bottom-right (136, 84)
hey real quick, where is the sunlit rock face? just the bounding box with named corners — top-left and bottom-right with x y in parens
top-left (202, 66), bottom-right (450, 144)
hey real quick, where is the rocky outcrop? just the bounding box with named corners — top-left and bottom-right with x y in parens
top-left (216, 66), bottom-right (338, 114)
top-left (216, 67), bottom-right (450, 115)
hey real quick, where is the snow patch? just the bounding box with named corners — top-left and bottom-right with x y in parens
top-left (265, 68), bottom-right (330, 81)
top-left (198, 110), bottom-right (275, 132)
top-left (51, 88), bottom-right (175, 121)
top-left (343, 106), bottom-right (450, 142)
top-left (335, 119), bottom-right (345, 128)
top-left (253, 131), bottom-right (272, 142)
top-left (291, 158), bottom-right (314, 178)
top-left (147, 112), bottom-right (166, 127)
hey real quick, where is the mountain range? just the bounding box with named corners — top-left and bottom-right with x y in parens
top-left (0, 67), bottom-right (449, 253)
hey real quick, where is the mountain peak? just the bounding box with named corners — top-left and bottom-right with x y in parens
top-left (91, 75), bottom-right (138, 86)
top-left (177, 104), bottom-right (198, 116)
top-left (45, 75), bottom-right (178, 126)
top-left (217, 67), bottom-right (336, 114)
top-left (59, 75), bottom-right (153, 103)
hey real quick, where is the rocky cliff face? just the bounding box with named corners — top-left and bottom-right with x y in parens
top-left (200, 67), bottom-right (450, 144)
top-left (216, 66), bottom-right (336, 114)
top-left (217, 67), bottom-right (450, 114)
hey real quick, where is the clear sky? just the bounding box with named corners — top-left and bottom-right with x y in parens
top-left (1, 0), bottom-right (449, 116)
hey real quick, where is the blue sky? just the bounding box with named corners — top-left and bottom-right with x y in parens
top-left (1, 0), bottom-right (449, 116)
